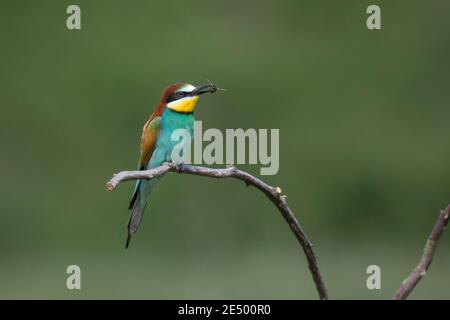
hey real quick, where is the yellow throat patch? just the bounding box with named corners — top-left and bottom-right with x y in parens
top-left (167, 96), bottom-right (199, 113)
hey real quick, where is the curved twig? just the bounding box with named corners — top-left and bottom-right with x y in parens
top-left (106, 163), bottom-right (328, 300)
top-left (393, 205), bottom-right (450, 299)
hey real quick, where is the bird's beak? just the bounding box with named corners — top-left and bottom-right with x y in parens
top-left (191, 83), bottom-right (217, 96)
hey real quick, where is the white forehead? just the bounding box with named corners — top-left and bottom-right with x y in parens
top-left (176, 84), bottom-right (195, 93)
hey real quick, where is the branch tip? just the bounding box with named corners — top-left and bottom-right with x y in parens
top-left (106, 183), bottom-right (115, 191)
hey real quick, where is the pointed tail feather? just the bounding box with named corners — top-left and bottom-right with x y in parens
top-left (126, 190), bottom-right (148, 248)
top-left (125, 192), bottom-right (145, 248)
top-left (125, 174), bottom-right (163, 248)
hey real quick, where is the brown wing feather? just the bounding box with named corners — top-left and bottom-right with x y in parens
top-left (138, 115), bottom-right (161, 170)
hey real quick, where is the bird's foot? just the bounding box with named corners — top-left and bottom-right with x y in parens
top-left (170, 160), bottom-right (183, 172)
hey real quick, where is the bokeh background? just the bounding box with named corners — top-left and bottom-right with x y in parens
top-left (1, 0), bottom-right (449, 299)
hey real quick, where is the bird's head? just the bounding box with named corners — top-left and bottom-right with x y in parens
top-left (161, 82), bottom-right (217, 113)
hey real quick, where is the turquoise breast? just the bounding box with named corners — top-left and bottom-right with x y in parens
top-left (148, 108), bottom-right (195, 168)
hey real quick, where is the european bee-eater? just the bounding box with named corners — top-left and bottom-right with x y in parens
top-left (126, 82), bottom-right (217, 247)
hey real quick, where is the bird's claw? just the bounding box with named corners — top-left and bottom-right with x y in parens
top-left (170, 160), bottom-right (183, 171)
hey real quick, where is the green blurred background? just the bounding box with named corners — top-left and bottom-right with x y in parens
top-left (1, 0), bottom-right (449, 299)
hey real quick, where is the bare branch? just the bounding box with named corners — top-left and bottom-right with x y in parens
top-left (106, 163), bottom-right (328, 300)
top-left (393, 205), bottom-right (450, 300)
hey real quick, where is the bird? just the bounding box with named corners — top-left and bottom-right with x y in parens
top-left (126, 82), bottom-right (217, 248)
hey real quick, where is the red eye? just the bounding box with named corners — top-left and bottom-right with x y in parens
top-left (176, 92), bottom-right (185, 98)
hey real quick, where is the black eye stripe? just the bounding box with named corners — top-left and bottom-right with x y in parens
top-left (166, 91), bottom-right (189, 103)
